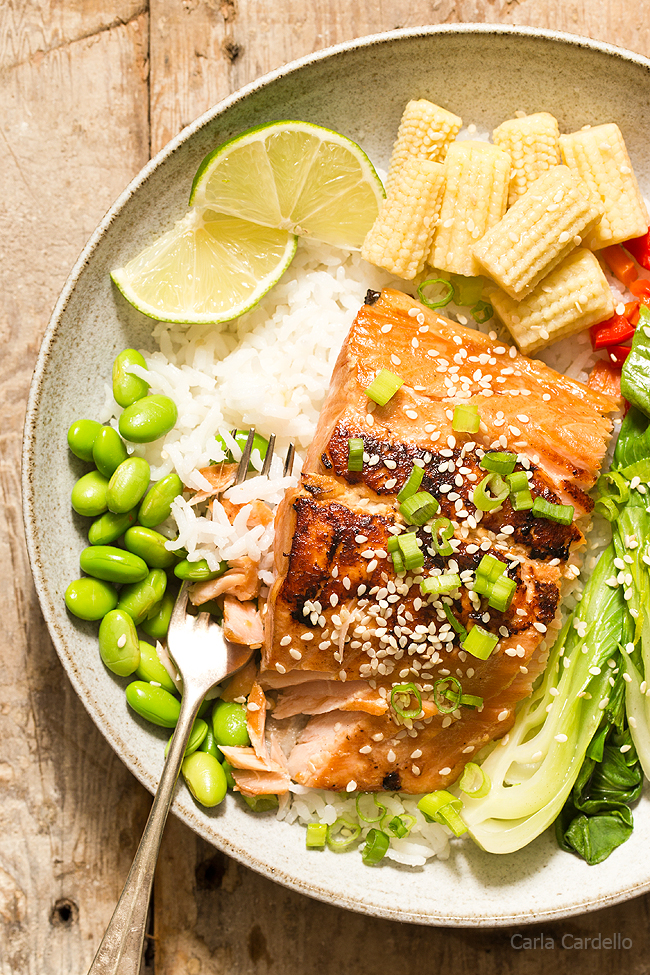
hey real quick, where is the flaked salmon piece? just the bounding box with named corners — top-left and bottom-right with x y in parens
top-left (220, 658), bottom-right (258, 702)
top-left (587, 359), bottom-right (623, 403)
top-left (262, 288), bottom-right (615, 795)
top-left (223, 596), bottom-right (264, 649)
top-left (189, 463), bottom-right (239, 504)
top-left (190, 556), bottom-right (260, 606)
top-left (246, 681), bottom-right (269, 761)
top-left (220, 497), bottom-right (274, 528)
top-left (286, 703), bottom-right (515, 795)
top-left (259, 670), bottom-right (334, 690)
top-left (273, 680), bottom-right (389, 719)
top-left (232, 769), bottom-right (291, 796)
top-left (219, 746), bottom-right (284, 773)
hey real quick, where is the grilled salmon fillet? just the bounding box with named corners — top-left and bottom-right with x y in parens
top-left (262, 288), bottom-right (616, 794)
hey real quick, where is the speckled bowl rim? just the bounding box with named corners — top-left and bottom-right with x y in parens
top-left (22, 23), bottom-right (650, 927)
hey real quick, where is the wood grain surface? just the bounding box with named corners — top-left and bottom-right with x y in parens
top-left (2, 2), bottom-right (650, 973)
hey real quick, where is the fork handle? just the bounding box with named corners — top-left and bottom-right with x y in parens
top-left (87, 687), bottom-right (203, 975)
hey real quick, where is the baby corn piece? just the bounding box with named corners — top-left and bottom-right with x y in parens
top-left (385, 99), bottom-right (461, 194)
top-left (492, 112), bottom-right (561, 205)
top-left (559, 123), bottom-right (649, 249)
top-left (472, 166), bottom-right (604, 300)
top-left (429, 141), bottom-right (511, 277)
top-left (487, 248), bottom-right (615, 356)
top-left (361, 157), bottom-right (445, 280)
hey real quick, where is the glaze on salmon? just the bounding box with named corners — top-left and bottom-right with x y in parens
top-left (259, 289), bottom-right (615, 794)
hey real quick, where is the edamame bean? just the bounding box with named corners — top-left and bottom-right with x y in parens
top-left (140, 589), bottom-right (176, 642)
top-left (197, 697), bottom-right (213, 719)
top-left (118, 395), bottom-right (178, 444)
top-left (67, 419), bottom-right (102, 462)
top-left (92, 426), bottom-right (128, 478)
top-left (135, 640), bottom-right (177, 693)
top-left (174, 558), bottom-right (228, 582)
top-left (138, 472), bottom-right (183, 528)
top-left (243, 794), bottom-right (279, 812)
top-left (196, 599), bottom-right (223, 621)
top-left (71, 470), bottom-right (109, 517)
top-left (213, 429), bottom-right (269, 468)
top-left (112, 349), bottom-right (149, 408)
top-left (106, 457), bottom-right (150, 514)
top-left (88, 508), bottom-right (139, 546)
top-left (221, 760), bottom-right (236, 791)
top-left (124, 526), bottom-right (176, 568)
top-left (199, 728), bottom-right (223, 762)
top-left (80, 545), bottom-right (148, 584)
top-left (164, 718), bottom-right (208, 758)
top-left (65, 577), bottom-right (118, 620)
top-left (118, 569), bottom-right (167, 625)
top-left (125, 681), bottom-right (180, 727)
top-left (181, 752), bottom-right (227, 807)
top-left (99, 610), bottom-right (140, 676)
top-left (211, 700), bottom-right (250, 747)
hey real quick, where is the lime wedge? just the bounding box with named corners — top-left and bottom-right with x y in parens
top-left (111, 210), bottom-right (297, 324)
top-left (190, 120), bottom-right (384, 249)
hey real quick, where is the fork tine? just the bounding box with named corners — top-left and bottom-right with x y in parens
top-left (234, 428), bottom-right (255, 485)
top-left (283, 442), bottom-right (295, 476)
top-left (261, 433), bottom-right (276, 477)
top-left (169, 580), bottom-right (190, 629)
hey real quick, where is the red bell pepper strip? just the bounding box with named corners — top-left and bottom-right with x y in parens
top-left (587, 360), bottom-right (622, 401)
top-left (590, 313), bottom-right (636, 350)
top-left (622, 229), bottom-right (650, 271)
top-left (601, 245), bottom-right (638, 287)
top-left (606, 345), bottom-right (632, 367)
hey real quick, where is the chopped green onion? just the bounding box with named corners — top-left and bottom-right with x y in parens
top-left (476, 553), bottom-right (507, 583)
top-left (306, 823), bottom-right (328, 848)
top-left (452, 403), bottom-right (480, 434)
top-left (365, 369), bottom-right (403, 406)
top-left (506, 470), bottom-right (528, 492)
top-left (459, 693), bottom-right (483, 709)
top-left (386, 535), bottom-right (400, 552)
top-left (459, 762), bottom-right (491, 798)
top-left (355, 793), bottom-right (386, 824)
top-left (397, 464), bottom-right (424, 502)
top-left (443, 603), bottom-right (467, 641)
top-left (432, 517), bottom-right (454, 557)
top-left (471, 300), bottom-right (494, 324)
top-left (417, 277), bottom-right (455, 309)
top-left (473, 472), bottom-right (509, 512)
top-left (594, 496), bottom-right (620, 522)
top-left (450, 273), bottom-right (484, 307)
top-left (397, 532), bottom-right (423, 571)
top-left (417, 791), bottom-right (468, 837)
top-left (488, 573), bottom-right (517, 612)
top-left (390, 682), bottom-right (423, 719)
top-left (399, 490), bottom-right (440, 525)
top-left (347, 437), bottom-right (364, 472)
top-left (433, 676), bottom-right (462, 714)
top-left (326, 818), bottom-right (361, 852)
top-left (386, 813), bottom-right (416, 838)
top-left (462, 624), bottom-right (499, 660)
top-left (531, 496), bottom-right (574, 525)
top-left (480, 451), bottom-right (517, 475)
top-left (362, 828), bottom-right (390, 865)
top-left (511, 488), bottom-right (533, 511)
top-left (421, 572), bottom-right (461, 596)
top-left (390, 548), bottom-right (406, 573)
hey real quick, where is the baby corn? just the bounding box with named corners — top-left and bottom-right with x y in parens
top-left (487, 247), bottom-right (615, 356)
top-left (429, 141), bottom-right (511, 277)
top-left (361, 157), bottom-right (445, 279)
top-left (559, 123), bottom-right (649, 249)
top-left (492, 112), bottom-right (561, 205)
top-left (385, 99), bottom-right (461, 194)
top-left (473, 166), bottom-right (604, 300)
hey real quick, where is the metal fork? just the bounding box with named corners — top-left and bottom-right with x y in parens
top-left (88, 429), bottom-right (293, 975)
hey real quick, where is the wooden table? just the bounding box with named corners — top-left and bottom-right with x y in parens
top-left (4, 2), bottom-right (650, 972)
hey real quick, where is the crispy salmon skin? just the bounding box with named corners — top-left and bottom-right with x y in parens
top-left (262, 289), bottom-right (616, 794)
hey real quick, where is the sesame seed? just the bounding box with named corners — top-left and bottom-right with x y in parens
top-left (117, 634), bottom-right (126, 649)
top-left (346, 780), bottom-right (357, 792)
top-left (554, 733), bottom-right (567, 742)
top-left (497, 709), bottom-right (509, 721)
top-left (439, 766), bottom-right (452, 775)
top-left (247, 702), bottom-right (260, 711)
top-left (300, 633), bottom-right (313, 642)
top-left (359, 745), bottom-right (372, 754)
top-left (387, 749), bottom-right (396, 762)
top-left (280, 635), bottom-right (291, 647)
top-left (290, 648), bottom-right (303, 660)
top-left (275, 663), bottom-right (286, 674)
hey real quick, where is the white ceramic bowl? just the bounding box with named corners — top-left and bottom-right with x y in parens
top-left (23, 24), bottom-right (650, 926)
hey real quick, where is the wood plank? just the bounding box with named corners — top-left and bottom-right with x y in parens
top-left (149, 0), bottom-right (650, 154)
top-left (150, 2), bottom-right (650, 974)
top-left (0, 9), bottom-right (151, 973)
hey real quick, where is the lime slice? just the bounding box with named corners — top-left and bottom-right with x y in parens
top-left (111, 209), bottom-right (297, 324)
top-left (190, 120), bottom-right (384, 249)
